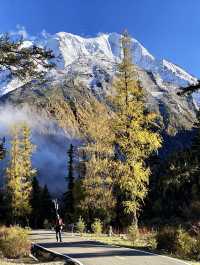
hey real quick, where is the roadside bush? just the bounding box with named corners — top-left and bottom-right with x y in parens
top-left (76, 217), bottom-right (85, 234)
top-left (192, 234), bottom-right (200, 260)
top-left (146, 234), bottom-right (157, 250)
top-left (91, 219), bottom-right (103, 236)
top-left (0, 226), bottom-right (31, 258)
top-left (127, 224), bottom-right (138, 245)
top-left (156, 227), bottom-right (177, 252)
top-left (156, 226), bottom-right (195, 258)
top-left (175, 228), bottom-right (195, 258)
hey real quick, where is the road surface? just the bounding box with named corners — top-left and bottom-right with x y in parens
top-left (30, 230), bottom-right (190, 265)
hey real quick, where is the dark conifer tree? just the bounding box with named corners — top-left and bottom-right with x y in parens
top-left (0, 137), bottom-right (6, 160)
top-left (30, 179), bottom-right (54, 228)
top-left (148, 112), bottom-right (200, 222)
top-left (40, 185), bottom-right (54, 227)
top-left (30, 176), bottom-right (42, 228)
top-left (63, 144), bottom-right (75, 224)
top-left (0, 188), bottom-right (8, 224)
top-left (191, 111), bottom-right (200, 161)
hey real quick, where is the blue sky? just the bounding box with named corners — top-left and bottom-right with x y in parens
top-left (0, 0), bottom-right (200, 77)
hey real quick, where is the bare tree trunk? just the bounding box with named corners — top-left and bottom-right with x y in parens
top-left (133, 210), bottom-right (138, 229)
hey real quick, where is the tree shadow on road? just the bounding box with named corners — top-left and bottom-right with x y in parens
top-left (39, 241), bottom-right (155, 259)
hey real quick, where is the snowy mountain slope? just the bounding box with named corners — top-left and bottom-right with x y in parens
top-left (44, 32), bottom-right (197, 84)
top-left (0, 32), bottom-right (197, 97)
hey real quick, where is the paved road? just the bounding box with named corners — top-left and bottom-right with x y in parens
top-left (30, 230), bottom-right (190, 265)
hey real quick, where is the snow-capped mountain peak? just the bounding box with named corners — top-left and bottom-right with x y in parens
top-left (0, 31), bottom-right (197, 96)
top-left (40, 32), bottom-right (197, 84)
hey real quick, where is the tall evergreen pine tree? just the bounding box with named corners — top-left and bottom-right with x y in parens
top-left (30, 176), bottom-right (42, 228)
top-left (112, 31), bottom-right (162, 226)
top-left (40, 185), bottom-right (54, 226)
top-left (80, 101), bottom-right (116, 224)
top-left (64, 144), bottom-right (75, 223)
top-left (6, 124), bottom-right (36, 224)
top-left (21, 124), bottom-right (36, 218)
top-left (6, 126), bottom-right (22, 222)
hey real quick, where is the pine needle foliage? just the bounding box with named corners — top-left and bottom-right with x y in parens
top-left (79, 101), bottom-right (117, 222)
top-left (20, 124), bottom-right (36, 216)
top-left (112, 31), bottom-right (162, 225)
top-left (0, 34), bottom-right (55, 79)
top-left (64, 144), bottom-right (75, 223)
top-left (6, 124), bottom-right (36, 222)
top-left (6, 126), bottom-right (22, 220)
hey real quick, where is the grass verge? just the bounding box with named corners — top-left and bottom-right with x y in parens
top-left (82, 233), bottom-right (199, 265)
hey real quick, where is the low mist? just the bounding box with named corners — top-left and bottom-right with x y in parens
top-left (0, 104), bottom-right (80, 195)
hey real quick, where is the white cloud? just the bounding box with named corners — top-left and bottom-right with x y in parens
top-left (8, 26), bottom-right (54, 41)
top-left (41, 29), bottom-right (50, 38)
top-left (10, 24), bottom-right (29, 39)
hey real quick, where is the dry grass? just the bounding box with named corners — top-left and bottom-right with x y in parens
top-left (83, 231), bottom-right (154, 249)
top-left (0, 226), bottom-right (31, 259)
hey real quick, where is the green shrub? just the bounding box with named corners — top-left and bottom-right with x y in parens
top-left (127, 224), bottom-right (138, 245)
top-left (76, 217), bottom-right (85, 234)
top-left (192, 234), bottom-right (200, 259)
top-left (156, 226), bottom-right (195, 258)
top-left (146, 234), bottom-right (157, 250)
top-left (0, 226), bottom-right (31, 258)
top-left (176, 228), bottom-right (195, 258)
top-left (91, 219), bottom-right (103, 236)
